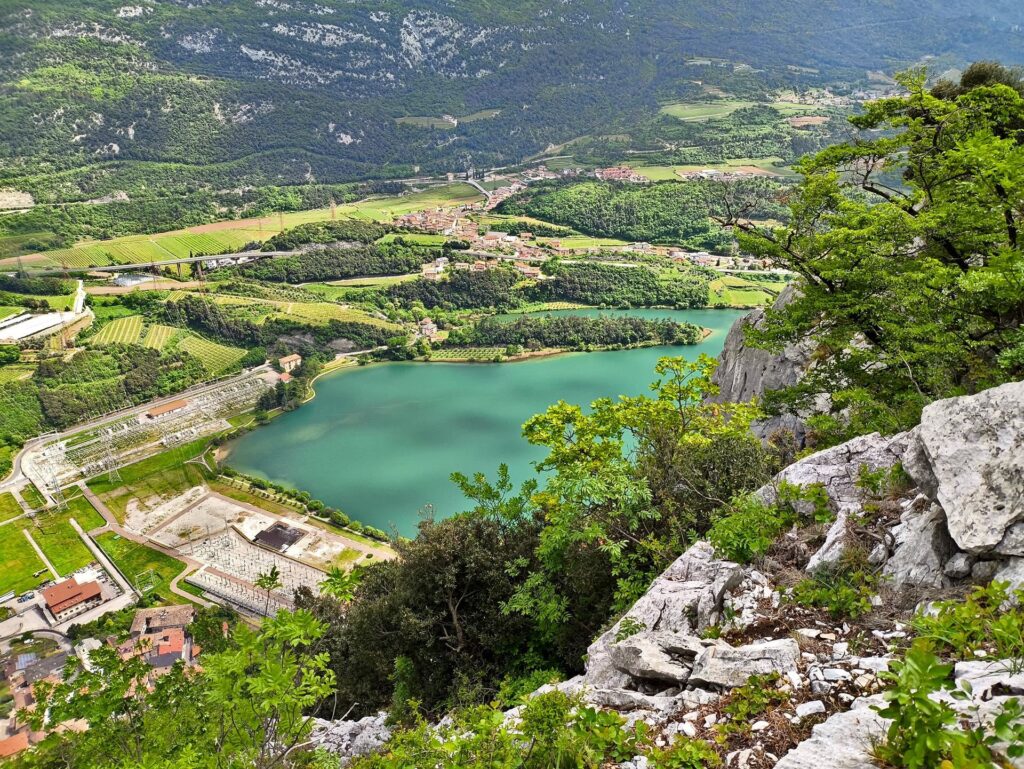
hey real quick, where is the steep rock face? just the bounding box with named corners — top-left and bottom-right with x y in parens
top-left (708, 285), bottom-right (814, 441)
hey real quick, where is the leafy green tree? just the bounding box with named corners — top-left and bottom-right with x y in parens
top-left (21, 611), bottom-right (334, 769)
top-left (508, 355), bottom-right (762, 645)
top-left (719, 65), bottom-right (1024, 440)
top-left (255, 565), bottom-right (283, 616)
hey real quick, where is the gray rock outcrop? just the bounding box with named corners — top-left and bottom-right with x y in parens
top-left (773, 696), bottom-right (887, 769)
top-left (310, 714), bottom-right (391, 763)
top-left (583, 542), bottom-right (743, 689)
top-left (708, 285), bottom-right (815, 441)
top-left (904, 379), bottom-right (1024, 556)
top-left (687, 638), bottom-right (801, 689)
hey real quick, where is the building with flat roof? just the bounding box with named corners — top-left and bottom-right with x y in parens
top-left (145, 399), bottom-right (189, 419)
top-left (41, 578), bottom-right (102, 622)
top-left (130, 605), bottom-right (195, 637)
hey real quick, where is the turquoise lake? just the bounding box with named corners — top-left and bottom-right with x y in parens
top-left (227, 308), bottom-right (746, 536)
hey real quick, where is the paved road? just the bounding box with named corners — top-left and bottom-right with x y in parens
top-left (26, 250), bottom-right (296, 276)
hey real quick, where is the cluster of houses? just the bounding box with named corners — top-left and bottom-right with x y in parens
top-left (0, 606), bottom-right (203, 759)
top-left (594, 166), bottom-right (649, 183)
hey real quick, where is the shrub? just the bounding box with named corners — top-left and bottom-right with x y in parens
top-left (790, 565), bottom-right (876, 619)
top-left (869, 642), bottom-right (1024, 769)
top-left (648, 738), bottom-right (722, 768)
top-left (707, 494), bottom-right (796, 563)
top-left (715, 673), bottom-right (788, 744)
top-left (911, 582), bottom-right (1024, 662)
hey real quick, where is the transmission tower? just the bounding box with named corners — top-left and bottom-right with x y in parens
top-left (44, 464), bottom-right (67, 511)
top-left (104, 439), bottom-right (121, 485)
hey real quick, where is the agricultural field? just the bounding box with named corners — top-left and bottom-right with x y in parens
top-left (3, 184), bottom-right (483, 271)
top-left (0, 364), bottom-right (35, 384)
top-left (142, 324), bottom-right (178, 350)
top-left (95, 532), bottom-right (195, 604)
top-left (629, 157), bottom-right (793, 180)
top-left (177, 335), bottom-right (246, 375)
top-left (708, 274), bottom-right (786, 307)
top-left (395, 109), bottom-right (499, 128)
top-left (658, 100), bottom-right (821, 122)
top-left (428, 347), bottom-right (507, 361)
top-left (90, 315), bottom-right (144, 345)
top-left (0, 306), bottom-right (22, 320)
top-left (536, 235), bottom-right (630, 249)
top-left (208, 294), bottom-right (399, 328)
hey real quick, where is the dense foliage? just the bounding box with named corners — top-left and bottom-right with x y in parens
top-left (388, 268), bottom-right (522, 311)
top-left (498, 179), bottom-right (782, 249)
top-left (260, 220), bottom-right (393, 252)
top-left (726, 64), bottom-right (1024, 442)
top-left (35, 346), bottom-right (208, 429)
top-left (226, 244), bottom-right (433, 284)
top-left (446, 314), bottom-right (703, 350)
top-left (535, 262), bottom-right (711, 308)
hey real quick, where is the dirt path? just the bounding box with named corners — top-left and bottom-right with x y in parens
top-left (22, 528), bottom-right (59, 579)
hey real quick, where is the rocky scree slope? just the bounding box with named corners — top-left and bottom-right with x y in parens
top-left (313, 378), bottom-right (1024, 767)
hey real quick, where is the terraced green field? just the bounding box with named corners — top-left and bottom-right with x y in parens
top-left (0, 364), bottom-right (34, 383)
top-left (91, 315), bottom-right (144, 345)
top-left (142, 324), bottom-right (178, 350)
top-left (177, 335), bottom-right (246, 375)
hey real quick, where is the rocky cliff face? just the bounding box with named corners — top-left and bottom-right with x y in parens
top-left (708, 286), bottom-right (816, 443)
top-left (314, 379), bottom-right (1024, 766)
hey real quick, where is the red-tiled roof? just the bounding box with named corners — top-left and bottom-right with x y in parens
top-left (0, 733), bottom-right (29, 758)
top-left (41, 579), bottom-right (101, 615)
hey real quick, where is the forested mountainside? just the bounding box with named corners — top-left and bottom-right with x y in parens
top-left (1, 0), bottom-right (1022, 203)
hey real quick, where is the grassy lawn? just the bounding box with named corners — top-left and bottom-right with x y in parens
top-left (0, 527), bottom-right (49, 595)
top-left (95, 532), bottom-right (192, 604)
top-left (28, 499), bottom-right (103, 576)
top-left (88, 439), bottom-right (214, 522)
top-left (304, 275), bottom-right (416, 300)
top-left (708, 275), bottom-right (785, 307)
top-left (20, 484), bottom-right (46, 510)
top-left (0, 492), bottom-right (24, 523)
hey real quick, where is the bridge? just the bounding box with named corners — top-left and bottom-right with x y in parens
top-left (25, 250), bottom-right (295, 277)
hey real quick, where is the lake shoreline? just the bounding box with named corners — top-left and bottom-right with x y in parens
top-left (226, 308), bottom-right (747, 534)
